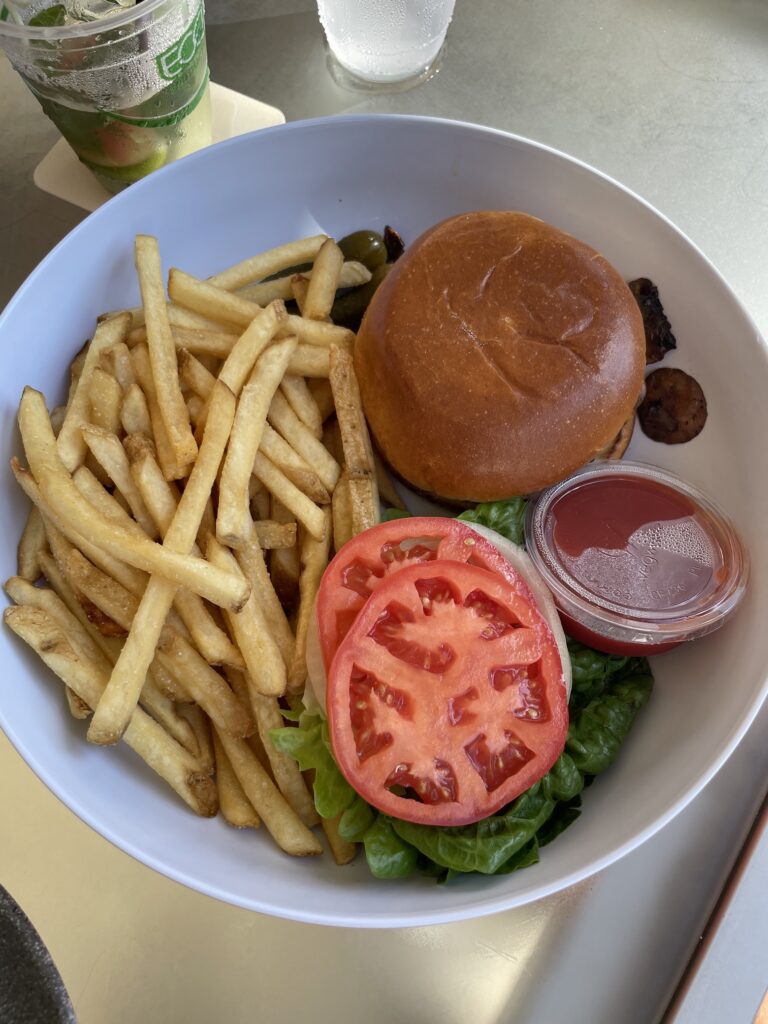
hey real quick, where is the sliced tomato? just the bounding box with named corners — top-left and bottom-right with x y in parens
top-left (316, 517), bottom-right (538, 669)
top-left (327, 560), bottom-right (568, 827)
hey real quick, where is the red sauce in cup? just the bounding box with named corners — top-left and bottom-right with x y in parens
top-left (524, 463), bottom-right (748, 656)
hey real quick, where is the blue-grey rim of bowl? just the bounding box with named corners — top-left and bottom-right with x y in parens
top-left (0, 885), bottom-right (76, 1024)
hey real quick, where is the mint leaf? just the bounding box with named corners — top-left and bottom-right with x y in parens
top-left (29, 4), bottom-right (66, 26)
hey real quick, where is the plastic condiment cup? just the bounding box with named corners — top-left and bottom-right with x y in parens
top-left (524, 461), bottom-right (748, 656)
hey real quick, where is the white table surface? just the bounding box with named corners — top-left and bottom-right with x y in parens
top-left (2, 2), bottom-right (768, 1021)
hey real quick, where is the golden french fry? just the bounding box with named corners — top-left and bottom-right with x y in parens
top-left (291, 274), bottom-right (310, 315)
top-left (169, 269), bottom-right (263, 329)
top-left (17, 388), bottom-right (246, 610)
top-left (66, 549), bottom-right (252, 740)
top-left (164, 326), bottom-right (238, 359)
top-left (135, 235), bottom-right (198, 472)
top-left (179, 348), bottom-right (215, 400)
top-left (259, 424), bottom-right (330, 506)
top-left (126, 436), bottom-right (245, 670)
top-left (80, 424), bottom-right (159, 538)
top-left (307, 378), bottom-right (335, 420)
top-left (287, 345), bottom-right (330, 378)
top-left (237, 259), bottom-right (371, 306)
top-left (65, 688), bottom-right (92, 720)
top-left (216, 336), bottom-right (297, 548)
top-left (321, 812), bottom-right (358, 866)
top-left (207, 538), bottom-right (285, 698)
top-left (234, 524), bottom-right (294, 668)
top-left (252, 520), bottom-right (297, 550)
top-left (17, 505), bottom-right (47, 582)
top-left (331, 470), bottom-right (354, 551)
top-left (249, 693), bottom-right (319, 828)
top-left (15, 461), bottom-right (147, 600)
top-left (4, 606), bottom-right (217, 816)
top-left (84, 380), bottom-right (242, 744)
top-left (213, 730), bottom-right (260, 829)
top-left (217, 301), bottom-right (287, 394)
top-left (267, 390), bottom-right (340, 494)
top-left (209, 234), bottom-right (329, 291)
top-left (49, 404), bottom-right (67, 437)
top-left (88, 367), bottom-right (123, 436)
top-left (179, 703), bottom-right (215, 774)
top-left (288, 507), bottom-right (331, 693)
top-left (252, 452), bottom-right (326, 541)
top-left (269, 497), bottom-right (301, 606)
top-left (186, 393), bottom-right (204, 427)
top-left (214, 726), bottom-right (322, 856)
top-left (130, 343), bottom-right (182, 480)
top-left (328, 345), bottom-right (379, 534)
top-left (303, 238), bottom-right (344, 321)
top-left (101, 341), bottom-right (136, 391)
top-left (57, 312), bottom-right (131, 472)
top-left (280, 374), bottom-right (323, 438)
top-left (280, 315), bottom-right (354, 350)
top-left (120, 383), bottom-right (153, 437)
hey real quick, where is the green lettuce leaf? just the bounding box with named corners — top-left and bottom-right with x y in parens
top-left (269, 713), bottom-right (355, 819)
top-left (457, 497), bottom-right (527, 545)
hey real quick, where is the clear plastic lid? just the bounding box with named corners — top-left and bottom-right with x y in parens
top-left (524, 461), bottom-right (749, 648)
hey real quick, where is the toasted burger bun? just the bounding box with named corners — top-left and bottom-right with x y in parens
top-left (354, 211), bottom-right (646, 502)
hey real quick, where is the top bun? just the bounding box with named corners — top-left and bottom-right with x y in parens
top-left (354, 211), bottom-right (646, 502)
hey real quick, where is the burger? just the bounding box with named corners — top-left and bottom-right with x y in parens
top-left (354, 211), bottom-right (646, 503)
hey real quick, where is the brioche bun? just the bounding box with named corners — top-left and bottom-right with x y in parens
top-left (354, 211), bottom-right (646, 502)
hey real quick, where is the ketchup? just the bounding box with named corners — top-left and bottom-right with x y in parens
top-left (525, 463), bottom-right (747, 657)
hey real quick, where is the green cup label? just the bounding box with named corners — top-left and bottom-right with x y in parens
top-left (156, 7), bottom-right (204, 81)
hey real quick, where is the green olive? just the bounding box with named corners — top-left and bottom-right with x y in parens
top-left (338, 230), bottom-right (387, 272)
top-left (331, 263), bottom-right (392, 331)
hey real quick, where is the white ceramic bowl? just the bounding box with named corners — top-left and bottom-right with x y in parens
top-left (2, 116), bottom-right (767, 928)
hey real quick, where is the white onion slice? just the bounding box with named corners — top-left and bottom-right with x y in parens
top-left (302, 521), bottom-right (573, 717)
top-left (462, 522), bottom-right (572, 699)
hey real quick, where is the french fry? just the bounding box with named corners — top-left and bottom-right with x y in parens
top-left (135, 235), bottom-right (198, 473)
top-left (287, 345), bottom-right (330, 378)
top-left (252, 520), bottom-right (297, 550)
top-left (207, 538), bottom-right (286, 697)
top-left (280, 374), bottom-right (323, 438)
top-left (4, 606), bottom-right (217, 816)
top-left (303, 238), bottom-right (344, 321)
top-left (66, 549), bottom-right (252, 740)
top-left (85, 381), bottom-right (241, 744)
top-left (288, 507), bottom-right (331, 694)
top-left (178, 347), bottom-right (215, 400)
top-left (87, 367), bottom-right (123, 436)
top-left (213, 730), bottom-right (260, 828)
top-left (130, 343), bottom-right (182, 480)
top-left (169, 269), bottom-right (263, 330)
top-left (126, 435), bottom-right (246, 670)
top-left (269, 497), bottom-right (301, 606)
top-left (280, 315), bottom-right (354, 350)
top-left (331, 470), bottom-right (354, 551)
top-left (216, 336), bottom-right (297, 548)
top-left (180, 703), bottom-right (215, 774)
top-left (208, 234), bottom-right (328, 291)
top-left (57, 312), bottom-right (131, 472)
top-left (214, 726), bottom-right (322, 856)
top-left (217, 301), bottom-right (287, 394)
top-left (80, 424), bottom-right (159, 538)
top-left (291, 274), bottom-right (309, 315)
top-left (18, 389), bottom-right (246, 610)
top-left (328, 346), bottom-right (379, 534)
top-left (17, 505), bottom-right (47, 582)
top-left (101, 341), bottom-right (136, 392)
top-left (321, 812), bottom-right (358, 866)
top-left (250, 482), bottom-right (271, 522)
top-left (237, 259), bottom-right (370, 306)
top-left (120, 383), bottom-right (153, 437)
top-left (248, 693), bottom-right (319, 829)
top-left (186, 393), bottom-right (204, 427)
top-left (267, 390), bottom-right (340, 493)
top-left (234, 523), bottom-right (294, 668)
top-left (307, 378), bottom-right (335, 419)
top-left (49, 404), bottom-right (67, 437)
top-left (252, 452), bottom-right (326, 541)
top-left (259, 424), bottom-right (330, 505)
